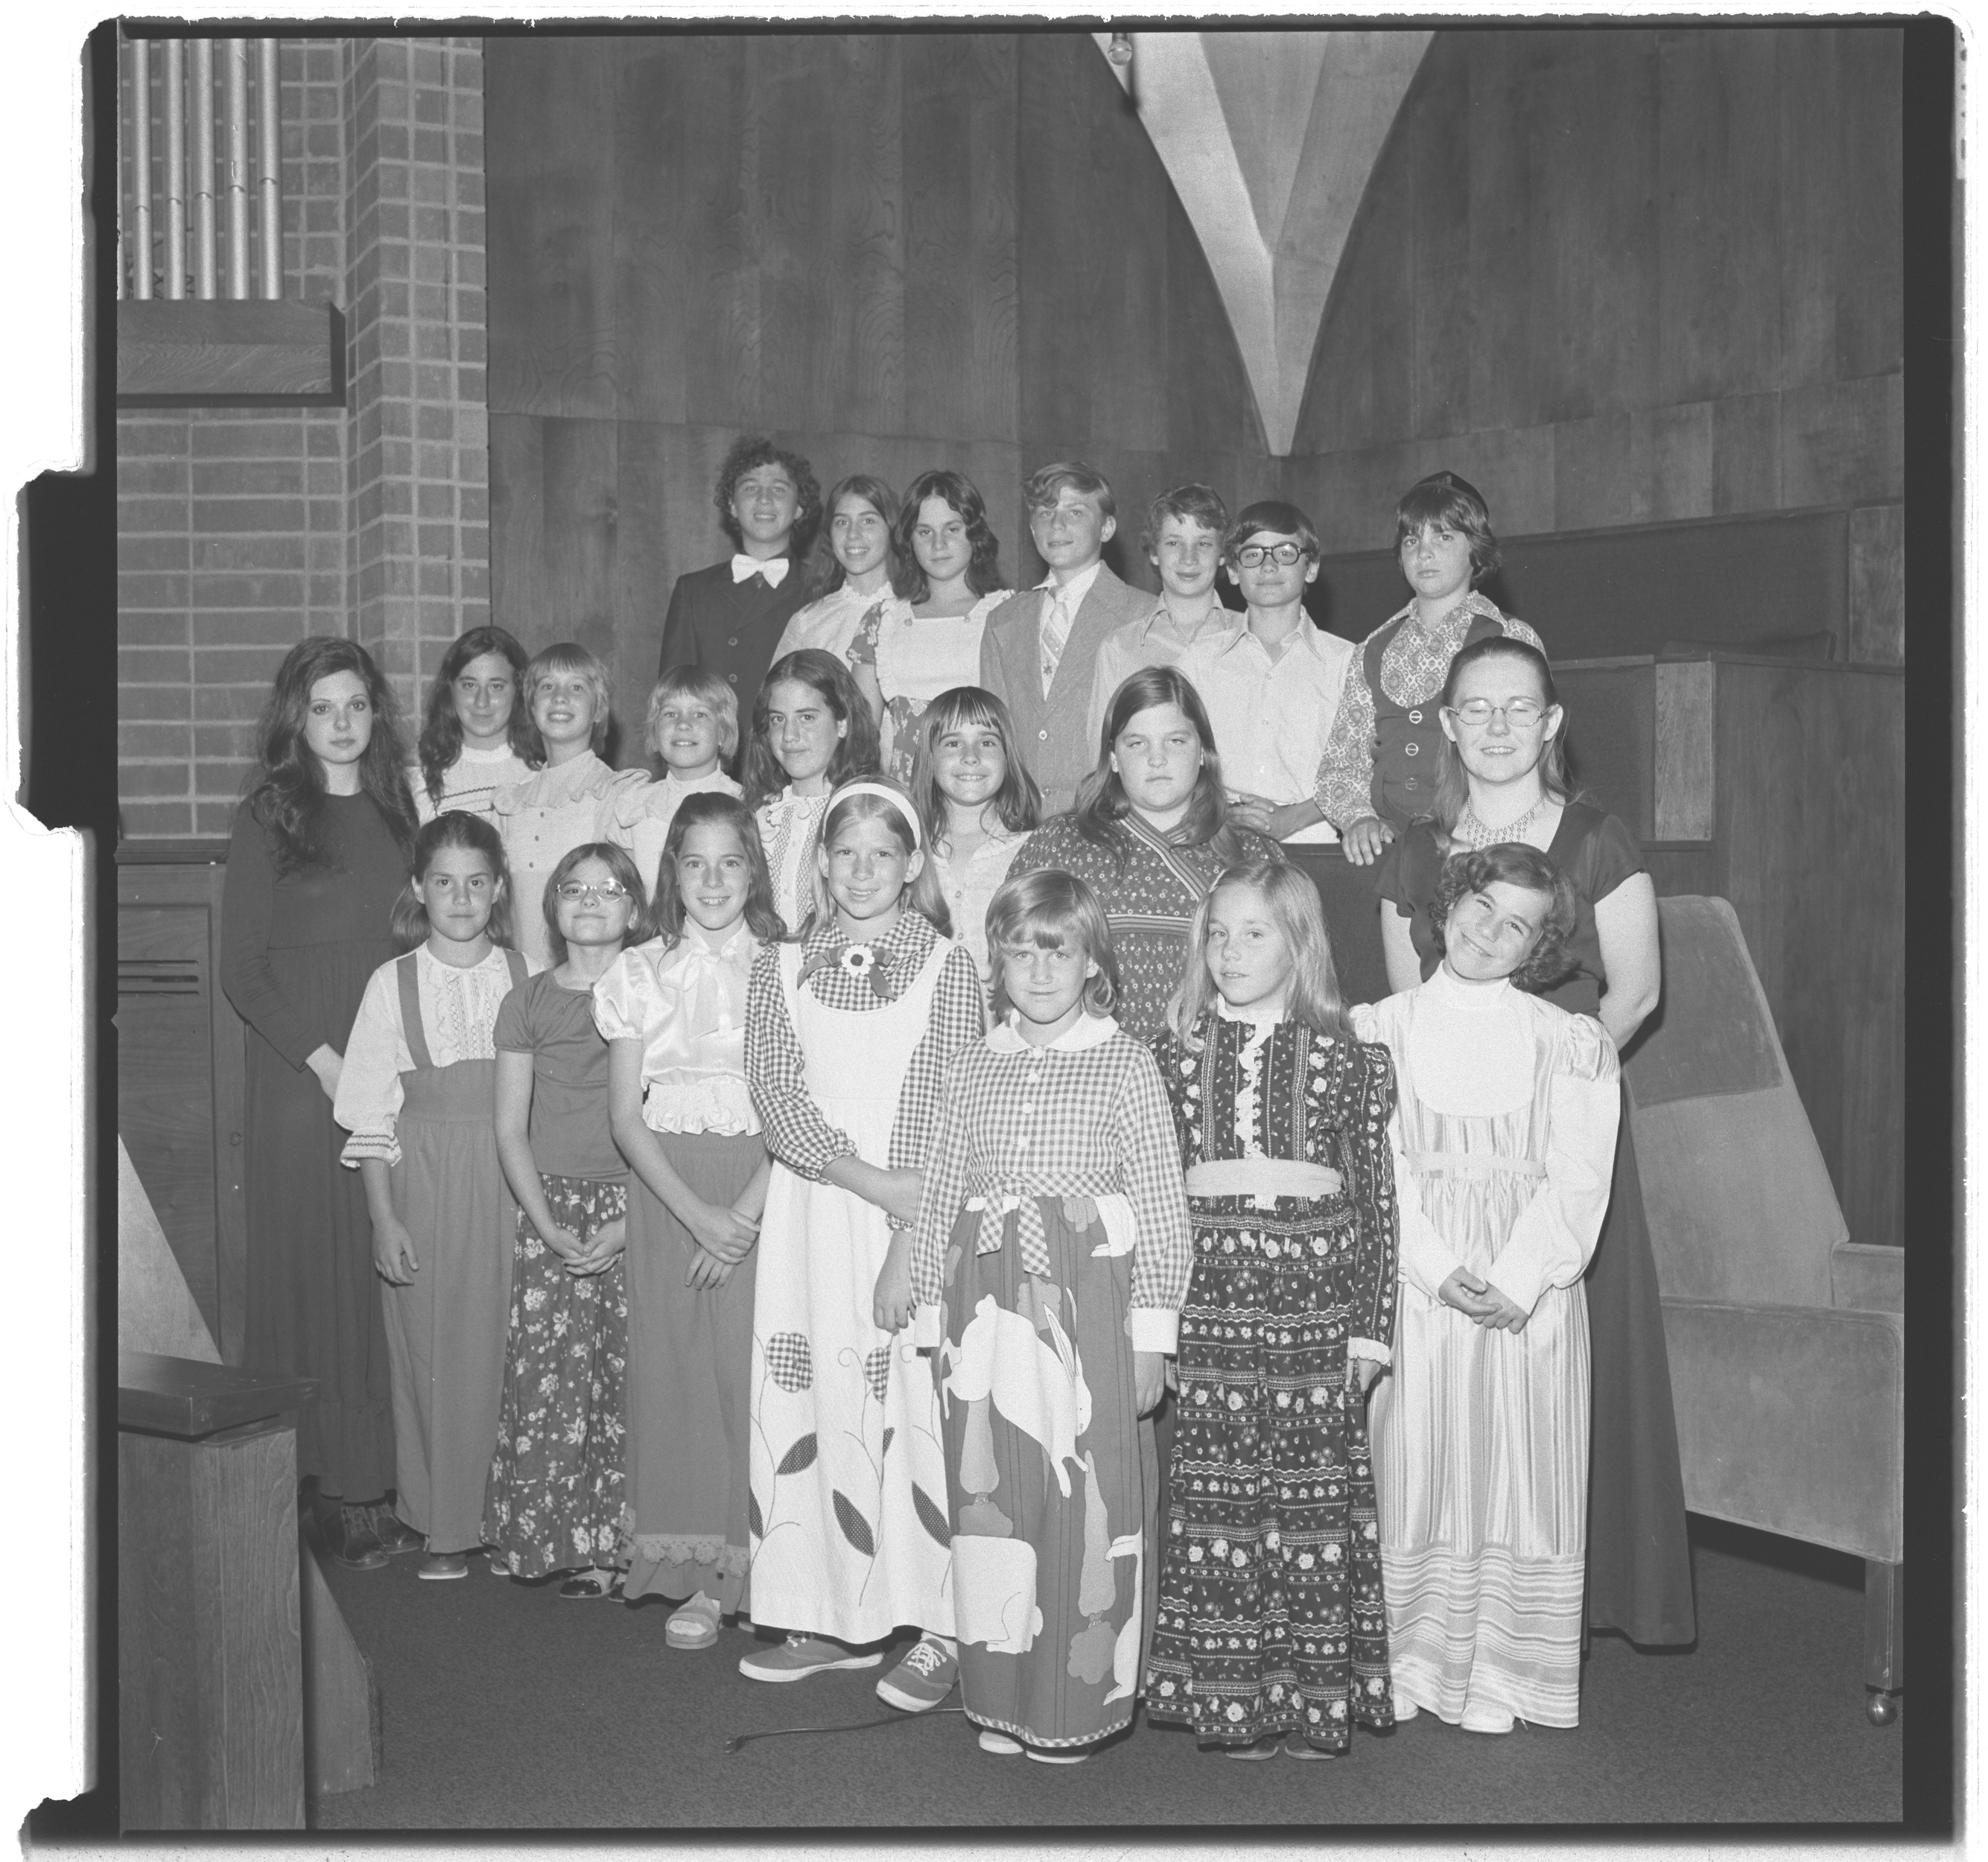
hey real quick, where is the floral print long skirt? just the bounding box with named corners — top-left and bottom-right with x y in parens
top-left (483, 1172), bottom-right (629, 1578)
top-left (1143, 1201), bottom-right (1394, 1750)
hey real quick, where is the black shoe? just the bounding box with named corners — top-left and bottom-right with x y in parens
top-left (323, 1502), bottom-right (389, 1571)
top-left (369, 1504), bottom-right (423, 1556)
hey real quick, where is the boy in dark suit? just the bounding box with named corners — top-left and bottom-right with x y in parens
top-left (978, 460), bottom-right (1154, 814)
top-left (658, 436), bottom-right (823, 756)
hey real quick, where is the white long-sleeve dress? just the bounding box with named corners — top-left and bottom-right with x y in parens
top-left (1350, 964), bottom-right (1620, 1729)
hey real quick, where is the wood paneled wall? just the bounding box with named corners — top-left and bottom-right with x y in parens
top-left (486, 32), bottom-right (1271, 756)
top-left (1279, 27), bottom-right (1904, 664)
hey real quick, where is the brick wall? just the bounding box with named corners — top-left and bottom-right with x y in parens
top-left (115, 35), bottom-right (489, 839)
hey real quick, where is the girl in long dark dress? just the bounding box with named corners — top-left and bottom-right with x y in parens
top-left (219, 635), bottom-right (419, 1568)
top-left (1373, 635), bottom-right (1695, 1647)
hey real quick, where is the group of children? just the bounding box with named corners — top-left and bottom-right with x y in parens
top-left (216, 477), bottom-right (1642, 1767)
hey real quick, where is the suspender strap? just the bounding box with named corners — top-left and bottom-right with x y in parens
top-left (396, 952), bottom-right (432, 1072)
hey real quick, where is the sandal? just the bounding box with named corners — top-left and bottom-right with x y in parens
top-left (558, 1568), bottom-right (624, 1601)
top-left (665, 1590), bottom-right (723, 1649)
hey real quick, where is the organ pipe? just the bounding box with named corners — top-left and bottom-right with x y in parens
top-left (223, 39), bottom-right (250, 299)
top-left (162, 38), bottom-right (186, 300)
top-left (256, 39), bottom-right (281, 299)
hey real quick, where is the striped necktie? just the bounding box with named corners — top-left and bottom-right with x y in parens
top-left (1040, 585), bottom-right (1073, 697)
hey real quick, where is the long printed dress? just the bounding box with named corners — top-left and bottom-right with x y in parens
top-left (744, 911), bottom-right (985, 1643)
top-left (1376, 803), bottom-right (1695, 1646)
top-left (483, 967), bottom-right (630, 1579)
top-left (1351, 966), bottom-right (1621, 1727)
top-left (1144, 1008), bottom-right (1400, 1750)
top-left (909, 1012), bottom-right (1191, 1750)
top-left (336, 944), bottom-right (530, 1553)
top-left (1008, 813), bottom-right (1283, 1044)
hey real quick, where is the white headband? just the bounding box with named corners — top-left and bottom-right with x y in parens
top-left (828, 781), bottom-right (923, 848)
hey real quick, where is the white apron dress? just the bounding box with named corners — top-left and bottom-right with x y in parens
top-left (746, 939), bottom-right (956, 1643)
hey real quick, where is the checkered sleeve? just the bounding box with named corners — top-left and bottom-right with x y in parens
top-left (745, 942), bottom-right (856, 1180)
top-left (887, 944), bottom-right (988, 1225)
top-left (909, 1043), bottom-right (981, 1345)
top-left (1114, 1038), bottom-right (1193, 1353)
top-left (1312, 647), bottom-right (1379, 830)
top-left (1336, 1038), bottom-right (1401, 1362)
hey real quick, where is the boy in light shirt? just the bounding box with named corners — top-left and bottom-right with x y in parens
top-left (1178, 500), bottom-right (1354, 845)
top-left (1084, 484), bottom-right (1236, 751)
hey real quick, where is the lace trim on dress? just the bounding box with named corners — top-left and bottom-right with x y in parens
top-left (623, 1532), bottom-right (749, 1577)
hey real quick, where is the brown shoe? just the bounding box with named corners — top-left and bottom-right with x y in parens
top-left (369, 1505), bottom-right (423, 1556)
top-left (323, 1503), bottom-right (388, 1570)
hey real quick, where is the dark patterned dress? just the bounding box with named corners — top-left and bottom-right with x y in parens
top-left (1009, 813), bottom-right (1283, 1044)
top-left (1144, 1010), bottom-right (1400, 1751)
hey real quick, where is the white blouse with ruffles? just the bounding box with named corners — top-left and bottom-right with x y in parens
top-left (492, 750), bottom-right (647, 968)
top-left (591, 924), bottom-right (760, 1137)
top-left (614, 765), bottom-right (744, 902)
top-left (334, 944), bottom-right (539, 1167)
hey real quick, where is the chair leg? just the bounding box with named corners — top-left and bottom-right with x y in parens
top-left (1864, 1558), bottom-right (1901, 1724)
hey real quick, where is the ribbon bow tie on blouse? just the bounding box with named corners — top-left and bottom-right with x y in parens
top-left (673, 935), bottom-right (743, 1040)
top-left (798, 941), bottom-right (896, 1000)
top-left (731, 554), bottom-right (789, 588)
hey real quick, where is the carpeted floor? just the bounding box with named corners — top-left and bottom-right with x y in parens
top-left (314, 1519), bottom-right (1901, 1830)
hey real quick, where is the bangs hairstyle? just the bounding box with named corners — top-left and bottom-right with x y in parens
top-left (807, 474), bottom-right (901, 600)
top-left (894, 468), bottom-right (1005, 602)
top-left (1023, 459), bottom-right (1115, 522)
top-left (1074, 664), bottom-right (1248, 868)
top-left (1169, 862), bottom-right (1351, 1046)
top-left (909, 685), bottom-right (1043, 847)
top-left (645, 664), bottom-right (740, 766)
top-left (390, 810), bottom-right (514, 953)
top-left (1225, 499), bottom-right (1320, 563)
top-left (714, 433), bottom-right (824, 560)
top-left (650, 792), bottom-right (787, 949)
top-left (985, 869), bottom-right (1120, 1024)
top-left (1432, 843), bottom-right (1580, 994)
top-left (1393, 469), bottom-right (1502, 585)
top-left (741, 648), bottom-right (881, 810)
top-left (540, 839), bottom-right (648, 965)
top-left (521, 642), bottom-right (614, 760)
top-left (807, 779), bottom-right (951, 939)
top-left (1432, 635), bottom-right (1574, 833)
top-left (250, 634), bottom-right (419, 876)
top-left (1140, 483), bottom-right (1230, 556)
top-left (416, 625), bottom-right (533, 804)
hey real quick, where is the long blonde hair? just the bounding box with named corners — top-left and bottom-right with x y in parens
top-left (1168, 862), bottom-right (1352, 1046)
top-left (807, 779), bottom-right (952, 938)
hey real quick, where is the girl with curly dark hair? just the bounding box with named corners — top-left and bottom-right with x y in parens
top-left (658, 436), bottom-right (825, 747)
top-left (218, 635), bottom-right (421, 1570)
top-left (1351, 841), bottom-right (1624, 1735)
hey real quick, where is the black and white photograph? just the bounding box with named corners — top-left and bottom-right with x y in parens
top-left (7, 4), bottom-right (1959, 1841)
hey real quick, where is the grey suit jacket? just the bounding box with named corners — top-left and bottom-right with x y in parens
top-left (979, 562), bottom-right (1155, 813)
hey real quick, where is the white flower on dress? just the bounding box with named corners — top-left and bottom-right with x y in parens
top-left (839, 944), bottom-right (877, 979)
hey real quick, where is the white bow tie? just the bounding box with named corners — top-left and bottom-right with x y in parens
top-left (732, 555), bottom-right (789, 588)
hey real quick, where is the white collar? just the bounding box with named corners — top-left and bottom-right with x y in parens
top-left (1426, 959), bottom-right (1515, 1009)
top-left (1215, 994), bottom-right (1288, 1029)
top-left (677, 918), bottom-right (753, 962)
top-left (1038, 559), bottom-right (1105, 609)
top-left (457, 739), bottom-right (523, 763)
top-left (985, 1009), bottom-right (1119, 1055)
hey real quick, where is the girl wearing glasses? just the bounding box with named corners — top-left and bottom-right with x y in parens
top-left (1374, 635), bottom-right (1695, 1655)
top-left (483, 842), bottom-right (649, 1598)
top-left (593, 793), bottom-right (780, 1650)
top-left (334, 813), bottom-right (529, 1580)
top-left (1312, 471), bottom-right (1545, 866)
